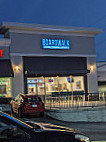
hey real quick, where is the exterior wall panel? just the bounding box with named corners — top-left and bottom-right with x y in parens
top-left (10, 32), bottom-right (95, 56)
top-left (11, 56), bottom-right (24, 97)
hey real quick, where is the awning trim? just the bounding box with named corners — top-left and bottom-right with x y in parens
top-left (0, 60), bottom-right (14, 77)
top-left (25, 70), bottom-right (90, 77)
top-left (24, 57), bottom-right (89, 77)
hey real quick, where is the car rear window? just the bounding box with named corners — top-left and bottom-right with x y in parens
top-left (24, 97), bottom-right (41, 103)
top-left (0, 98), bottom-right (10, 104)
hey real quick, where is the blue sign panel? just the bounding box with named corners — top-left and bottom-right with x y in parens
top-left (42, 39), bottom-right (70, 49)
top-left (67, 77), bottom-right (74, 83)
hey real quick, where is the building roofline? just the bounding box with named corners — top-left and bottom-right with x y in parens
top-left (0, 22), bottom-right (103, 35)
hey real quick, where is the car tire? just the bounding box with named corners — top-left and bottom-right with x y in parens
top-left (18, 108), bottom-right (23, 118)
top-left (39, 112), bottom-right (44, 117)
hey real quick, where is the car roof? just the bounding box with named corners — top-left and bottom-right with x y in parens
top-left (0, 111), bottom-right (34, 131)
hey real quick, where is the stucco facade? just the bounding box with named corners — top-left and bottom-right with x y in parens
top-left (0, 22), bottom-right (102, 98)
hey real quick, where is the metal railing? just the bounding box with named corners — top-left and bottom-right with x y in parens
top-left (39, 92), bottom-right (106, 109)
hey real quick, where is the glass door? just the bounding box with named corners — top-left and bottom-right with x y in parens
top-left (27, 77), bottom-right (44, 95)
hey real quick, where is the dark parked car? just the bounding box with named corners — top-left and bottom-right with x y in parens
top-left (0, 96), bottom-right (12, 114)
top-left (11, 94), bottom-right (45, 117)
top-left (0, 111), bottom-right (90, 142)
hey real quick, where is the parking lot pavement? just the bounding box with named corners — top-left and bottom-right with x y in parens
top-left (12, 113), bottom-right (106, 141)
top-left (20, 115), bottom-right (106, 141)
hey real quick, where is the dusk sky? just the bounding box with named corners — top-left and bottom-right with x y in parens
top-left (0, 0), bottom-right (106, 61)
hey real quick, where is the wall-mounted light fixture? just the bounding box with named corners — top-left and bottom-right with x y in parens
top-left (25, 70), bottom-right (27, 74)
top-left (90, 65), bottom-right (94, 71)
top-left (15, 66), bottom-right (19, 71)
top-left (15, 65), bottom-right (21, 72)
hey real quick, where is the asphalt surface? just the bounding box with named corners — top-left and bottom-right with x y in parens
top-left (11, 113), bottom-right (106, 141)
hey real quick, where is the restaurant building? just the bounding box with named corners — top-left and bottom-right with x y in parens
top-left (0, 22), bottom-right (102, 99)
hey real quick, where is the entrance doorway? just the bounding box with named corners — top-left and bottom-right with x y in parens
top-left (27, 77), bottom-right (44, 95)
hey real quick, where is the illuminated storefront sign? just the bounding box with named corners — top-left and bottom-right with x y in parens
top-left (0, 81), bottom-right (5, 84)
top-left (42, 39), bottom-right (70, 49)
top-left (49, 79), bottom-right (53, 82)
top-left (27, 79), bottom-right (43, 83)
top-left (0, 49), bottom-right (4, 57)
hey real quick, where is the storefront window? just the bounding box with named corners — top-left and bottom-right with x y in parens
top-left (45, 77), bottom-right (59, 93)
top-left (27, 76), bottom-right (84, 95)
top-left (27, 77), bottom-right (44, 95)
top-left (0, 78), bottom-right (12, 97)
top-left (45, 76), bottom-right (84, 95)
